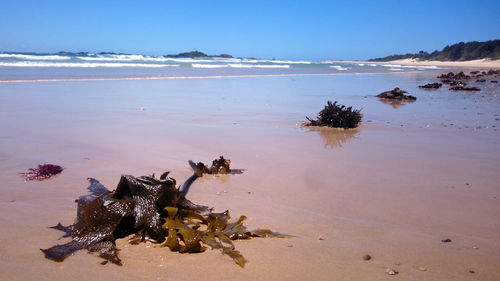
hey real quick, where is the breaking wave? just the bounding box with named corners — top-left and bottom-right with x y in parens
top-left (192, 64), bottom-right (228, 68)
top-left (329, 65), bottom-right (349, 70)
top-left (0, 53), bottom-right (70, 60)
top-left (228, 64), bottom-right (290, 68)
top-left (0, 61), bottom-right (180, 68)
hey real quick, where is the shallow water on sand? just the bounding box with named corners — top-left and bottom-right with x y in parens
top-left (0, 72), bottom-right (499, 280)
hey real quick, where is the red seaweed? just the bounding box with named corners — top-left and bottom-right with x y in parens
top-left (20, 163), bottom-right (63, 181)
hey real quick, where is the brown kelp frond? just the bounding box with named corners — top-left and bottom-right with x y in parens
top-left (20, 163), bottom-right (63, 181)
top-left (42, 159), bottom-right (287, 267)
top-left (305, 101), bottom-right (362, 129)
top-left (161, 210), bottom-right (288, 267)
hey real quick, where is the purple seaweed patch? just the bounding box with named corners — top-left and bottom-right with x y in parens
top-left (20, 164), bottom-right (63, 181)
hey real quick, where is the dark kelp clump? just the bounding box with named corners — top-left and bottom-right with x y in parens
top-left (376, 88), bottom-right (416, 101)
top-left (418, 83), bottom-right (442, 89)
top-left (449, 86), bottom-right (480, 92)
top-left (20, 163), bottom-right (63, 181)
top-left (42, 158), bottom-right (287, 267)
top-left (305, 101), bottom-right (362, 129)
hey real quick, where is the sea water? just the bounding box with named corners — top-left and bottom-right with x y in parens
top-left (0, 51), bottom-right (441, 81)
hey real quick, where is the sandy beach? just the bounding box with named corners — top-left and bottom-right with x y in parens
top-left (327, 58), bottom-right (500, 68)
top-left (0, 70), bottom-right (499, 281)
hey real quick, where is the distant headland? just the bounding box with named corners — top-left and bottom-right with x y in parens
top-left (369, 40), bottom-right (500, 62)
top-left (164, 51), bottom-right (233, 59)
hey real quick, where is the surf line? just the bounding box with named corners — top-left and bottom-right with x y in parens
top-left (0, 72), bottom-right (354, 83)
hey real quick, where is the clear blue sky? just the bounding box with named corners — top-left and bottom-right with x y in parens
top-left (1, 0), bottom-right (499, 60)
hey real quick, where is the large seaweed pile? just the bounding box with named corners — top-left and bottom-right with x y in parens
top-left (41, 157), bottom-right (286, 267)
top-left (305, 101), bottom-right (362, 129)
top-left (376, 88), bottom-right (416, 101)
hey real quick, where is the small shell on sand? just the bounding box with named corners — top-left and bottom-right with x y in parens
top-left (386, 268), bottom-right (398, 275)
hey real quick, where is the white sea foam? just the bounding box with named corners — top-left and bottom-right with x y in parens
top-left (0, 53), bottom-right (70, 60)
top-left (0, 61), bottom-right (180, 68)
top-left (228, 64), bottom-right (290, 68)
top-left (265, 60), bottom-right (311, 64)
top-left (369, 64), bottom-right (377, 67)
top-left (382, 64), bottom-right (439, 69)
top-left (357, 63), bottom-right (365, 66)
top-left (77, 55), bottom-right (217, 63)
top-left (389, 68), bottom-right (403, 71)
top-left (329, 65), bottom-right (349, 70)
top-left (191, 64), bottom-right (228, 68)
top-left (403, 65), bottom-right (439, 69)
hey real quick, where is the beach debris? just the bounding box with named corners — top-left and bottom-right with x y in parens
top-left (441, 238), bottom-right (452, 243)
top-left (42, 157), bottom-right (287, 267)
top-left (438, 69), bottom-right (500, 92)
top-left (377, 88), bottom-right (416, 101)
top-left (469, 270), bottom-right (475, 274)
top-left (437, 71), bottom-right (471, 80)
top-left (20, 163), bottom-right (63, 181)
top-left (492, 80), bottom-right (498, 83)
top-left (472, 246), bottom-right (478, 250)
top-left (362, 254), bottom-right (372, 260)
top-left (419, 83), bottom-right (442, 89)
top-left (385, 268), bottom-right (399, 275)
top-left (139, 107), bottom-right (145, 111)
top-left (317, 235), bottom-right (324, 241)
top-left (449, 86), bottom-right (480, 92)
top-left (418, 266), bottom-right (427, 271)
top-left (304, 101), bottom-right (362, 129)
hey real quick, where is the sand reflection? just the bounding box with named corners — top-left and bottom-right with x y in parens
top-left (197, 173), bottom-right (231, 184)
top-left (377, 97), bottom-right (416, 109)
top-left (307, 126), bottom-right (359, 148)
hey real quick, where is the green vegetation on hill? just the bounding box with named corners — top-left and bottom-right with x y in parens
top-left (369, 40), bottom-right (500, 61)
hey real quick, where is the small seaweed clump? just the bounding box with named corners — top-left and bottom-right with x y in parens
top-left (194, 156), bottom-right (233, 176)
top-left (419, 83), bottom-right (442, 89)
top-left (20, 163), bottom-right (63, 181)
top-left (305, 101), bottom-right (362, 129)
top-left (42, 158), bottom-right (287, 267)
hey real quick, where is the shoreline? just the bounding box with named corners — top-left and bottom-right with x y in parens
top-left (0, 72), bottom-right (388, 83)
top-left (327, 58), bottom-right (500, 68)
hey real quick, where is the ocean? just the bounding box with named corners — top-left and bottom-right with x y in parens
top-left (0, 52), bottom-right (442, 81)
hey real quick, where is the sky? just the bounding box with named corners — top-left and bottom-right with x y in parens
top-left (0, 0), bottom-right (499, 60)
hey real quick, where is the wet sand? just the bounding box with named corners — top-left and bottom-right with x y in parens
top-left (0, 73), bottom-right (499, 280)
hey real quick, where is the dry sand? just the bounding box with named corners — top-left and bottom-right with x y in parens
top-left (0, 73), bottom-right (499, 281)
top-left (328, 58), bottom-right (500, 68)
